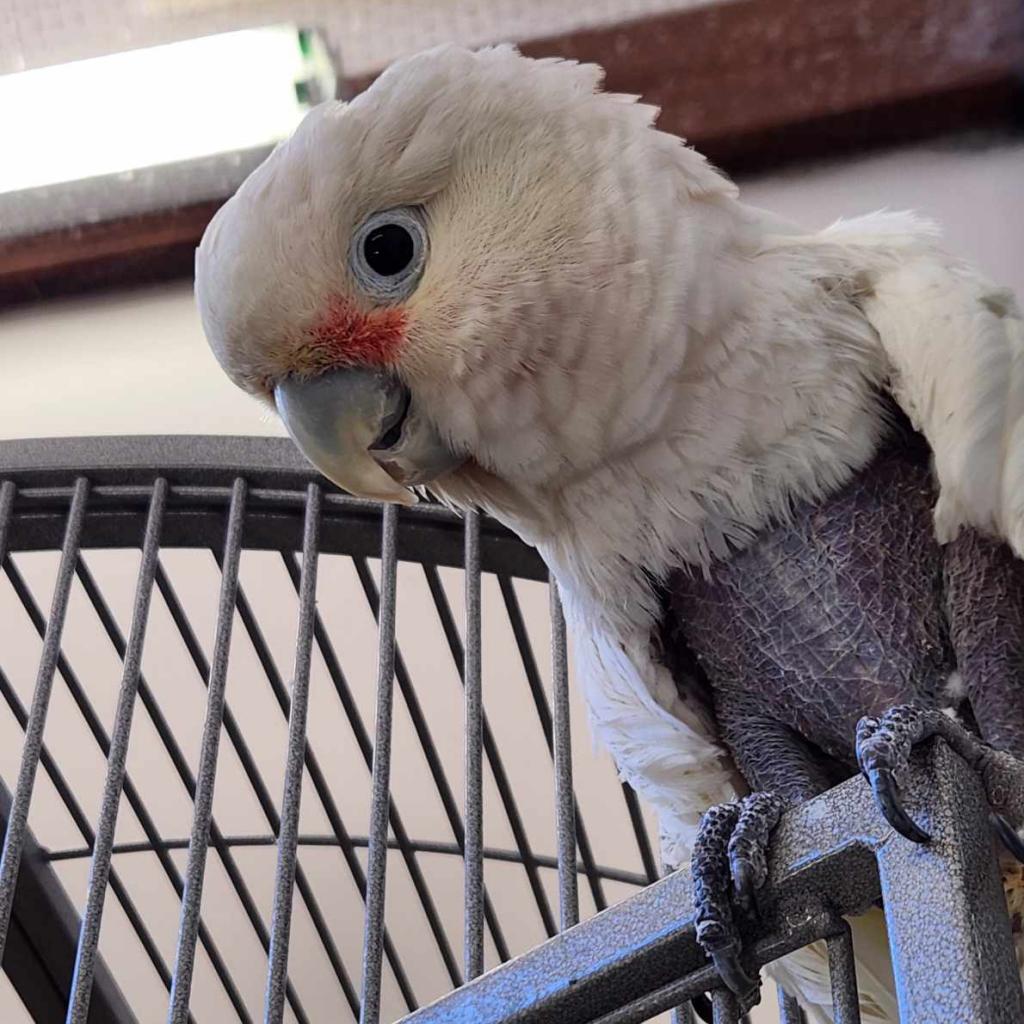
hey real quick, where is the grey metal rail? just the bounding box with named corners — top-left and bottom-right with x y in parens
top-left (401, 742), bottom-right (1022, 1024)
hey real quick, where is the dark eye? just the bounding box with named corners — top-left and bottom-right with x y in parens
top-left (350, 207), bottom-right (427, 302)
top-left (363, 224), bottom-right (414, 276)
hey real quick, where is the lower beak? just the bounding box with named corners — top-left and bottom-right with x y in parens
top-left (274, 368), bottom-right (463, 505)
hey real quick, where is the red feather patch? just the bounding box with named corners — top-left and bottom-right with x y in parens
top-left (304, 296), bottom-right (408, 368)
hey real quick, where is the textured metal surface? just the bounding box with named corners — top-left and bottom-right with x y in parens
top-left (399, 742), bottom-right (1020, 1024)
top-left (0, 480), bottom-right (14, 566)
top-left (875, 743), bottom-right (1024, 1023)
top-left (711, 989), bottom-right (740, 1024)
top-left (423, 564), bottom-right (558, 939)
top-left (463, 510), bottom-right (485, 981)
top-left (825, 926), bottom-right (859, 1024)
top-left (0, 476), bottom-right (88, 962)
top-left (66, 478), bottom-right (167, 1024)
top-left (168, 478), bottom-right (247, 1022)
top-left (0, 437), bottom-right (651, 1023)
top-left (777, 988), bottom-right (807, 1024)
top-left (551, 582), bottom-right (579, 932)
top-left (264, 484), bottom-right (322, 1024)
top-left (1, 435), bottom-right (1022, 1024)
top-left (149, 558), bottom-right (303, 1022)
top-left (359, 504), bottom-right (400, 1024)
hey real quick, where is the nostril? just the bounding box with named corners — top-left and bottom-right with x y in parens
top-left (372, 386), bottom-right (411, 451)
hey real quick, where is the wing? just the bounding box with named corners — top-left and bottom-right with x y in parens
top-left (866, 255), bottom-right (1024, 554)
top-left (796, 211), bottom-right (1024, 557)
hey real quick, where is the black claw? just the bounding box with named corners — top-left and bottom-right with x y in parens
top-left (731, 859), bottom-right (755, 913)
top-left (711, 948), bottom-right (757, 997)
top-left (991, 812), bottom-right (1024, 863)
top-left (691, 994), bottom-right (714, 1023)
top-left (869, 768), bottom-right (931, 843)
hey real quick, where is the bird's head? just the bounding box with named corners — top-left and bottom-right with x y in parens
top-left (196, 44), bottom-right (739, 514)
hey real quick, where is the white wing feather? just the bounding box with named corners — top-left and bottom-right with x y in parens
top-left (810, 212), bottom-right (1024, 557)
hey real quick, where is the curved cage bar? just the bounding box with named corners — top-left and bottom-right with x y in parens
top-left (0, 436), bottom-right (1022, 1024)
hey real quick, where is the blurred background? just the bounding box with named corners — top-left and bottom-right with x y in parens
top-left (0, 2), bottom-right (1022, 1022)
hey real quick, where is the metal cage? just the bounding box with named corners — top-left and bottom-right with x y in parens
top-left (0, 436), bottom-right (1022, 1024)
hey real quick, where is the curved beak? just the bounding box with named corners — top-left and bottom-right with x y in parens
top-left (274, 369), bottom-right (464, 505)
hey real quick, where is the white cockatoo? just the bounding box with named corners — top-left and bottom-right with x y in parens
top-left (194, 44), bottom-right (1024, 1022)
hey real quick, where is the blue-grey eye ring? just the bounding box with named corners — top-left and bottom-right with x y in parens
top-left (349, 206), bottom-right (428, 302)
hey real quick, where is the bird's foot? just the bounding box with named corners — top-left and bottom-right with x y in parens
top-left (856, 704), bottom-right (1024, 860)
top-left (691, 792), bottom-right (786, 1007)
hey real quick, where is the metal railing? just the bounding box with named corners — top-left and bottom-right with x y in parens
top-left (0, 436), bottom-right (1021, 1024)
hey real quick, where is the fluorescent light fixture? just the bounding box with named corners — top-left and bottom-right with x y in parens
top-left (0, 25), bottom-right (336, 195)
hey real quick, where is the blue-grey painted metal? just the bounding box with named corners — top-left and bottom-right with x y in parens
top-left (67, 478), bottom-right (167, 1024)
top-left (874, 741), bottom-right (1024, 1023)
top-left (167, 477), bottom-right (248, 1023)
top-left (264, 484), bottom-right (322, 1024)
top-left (711, 989), bottom-right (740, 1024)
top-left (777, 988), bottom-right (807, 1024)
top-left (585, 966), bottom-right (719, 1024)
top-left (0, 476), bottom-right (88, 963)
top-left (359, 503), bottom-right (400, 1024)
top-left (550, 582), bottom-right (579, 932)
top-left (463, 510), bottom-right (485, 981)
top-left (826, 925), bottom-right (860, 1024)
top-left (398, 742), bottom-right (1022, 1024)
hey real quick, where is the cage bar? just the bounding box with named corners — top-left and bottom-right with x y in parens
top-left (354, 557), bottom-right (464, 983)
top-left (167, 478), bottom-right (247, 1023)
top-left (0, 481), bottom-right (15, 567)
top-left (0, 476), bottom-right (88, 961)
top-left (264, 484), bottom-right (321, 1024)
top-left (824, 925), bottom-right (859, 1024)
top-left (777, 989), bottom-right (807, 1024)
top-left (495, 575), bottom-right (613, 908)
top-left (359, 504), bottom-right (400, 1024)
top-left (550, 582), bottom-right (579, 931)
top-left (423, 565), bottom-right (557, 938)
top-left (711, 989), bottom-right (740, 1024)
top-left (463, 510), bottom-right (485, 980)
top-left (75, 557), bottom-right (264, 1022)
top-left (66, 478), bottom-right (167, 1024)
top-left (0, 665), bottom-right (175, 1018)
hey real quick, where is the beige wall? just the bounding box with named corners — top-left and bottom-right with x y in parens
top-left (1, 137), bottom-right (1022, 1023)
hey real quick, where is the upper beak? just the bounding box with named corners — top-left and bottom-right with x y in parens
top-left (274, 368), bottom-right (464, 505)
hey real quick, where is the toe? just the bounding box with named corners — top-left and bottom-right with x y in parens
top-left (731, 859), bottom-right (756, 913)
